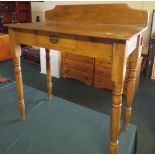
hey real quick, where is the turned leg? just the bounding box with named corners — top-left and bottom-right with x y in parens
top-left (124, 35), bottom-right (142, 130)
top-left (109, 43), bottom-right (127, 153)
top-left (124, 62), bottom-right (136, 130)
top-left (46, 49), bottom-right (52, 100)
top-left (109, 83), bottom-right (124, 153)
top-left (13, 56), bottom-right (25, 120)
top-left (8, 28), bottom-right (25, 121)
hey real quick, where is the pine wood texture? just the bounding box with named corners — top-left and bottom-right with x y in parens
top-left (94, 59), bottom-right (128, 94)
top-left (8, 29), bottom-right (25, 121)
top-left (46, 49), bottom-right (52, 100)
top-left (5, 21), bottom-right (146, 42)
top-left (6, 4), bottom-right (148, 42)
top-left (45, 4), bottom-right (148, 26)
top-left (62, 52), bottom-right (94, 64)
top-left (0, 33), bottom-right (11, 61)
top-left (109, 43), bottom-right (127, 153)
top-left (124, 35), bottom-right (142, 130)
top-left (94, 58), bottom-right (142, 94)
top-left (62, 67), bottom-right (93, 86)
top-left (61, 52), bottom-right (94, 85)
top-left (6, 4), bottom-right (148, 154)
top-left (61, 53), bottom-right (141, 95)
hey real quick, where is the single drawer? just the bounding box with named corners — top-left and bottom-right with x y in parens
top-left (62, 52), bottom-right (94, 64)
top-left (61, 67), bottom-right (93, 86)
top-left (77, 36), bottom-right (113, 61)
top-left (37, 32), bottom-right (76, 49)
top-left (62, 58), bottom-right (94, 73)
top-left (14, 29), bottom-right (36, 45)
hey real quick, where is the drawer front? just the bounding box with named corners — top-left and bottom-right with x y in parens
top-left (62, 58), bottom-right (94, 73)
top-left (95, 59), bottom-right (130, 69)
top-left (37, 32), bottom-right (76, 49)
top-left (77, 36), bottom-right (113, 61)
top-left (62, 52), bottom-right (94, 64)
top-left (14, 29), bottom-right (36, 45)
top-left (95, 64), bottom-right (129, 79)
top-left (95, 59), bottom-right (112, 68)
top-left (95, 66), bottom-right (111, 77)
top-left (61, 67), bottom-right (93, 86)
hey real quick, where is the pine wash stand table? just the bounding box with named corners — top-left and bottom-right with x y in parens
top-left (6, 4), bottom-right (148, 154)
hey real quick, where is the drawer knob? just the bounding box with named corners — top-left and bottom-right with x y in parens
top-left (50, 35), bottom-right (59, 44)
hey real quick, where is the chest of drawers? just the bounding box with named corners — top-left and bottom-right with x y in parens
top-left (61, 53), bottom-right (142, 95)
top-left (94, 58), bottom-right (128, 94)
top-left (61, 52), bottom-right (94, 86)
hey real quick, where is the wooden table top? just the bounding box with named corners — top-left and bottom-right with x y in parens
top-left (5, 21), bottom-right (147, 42)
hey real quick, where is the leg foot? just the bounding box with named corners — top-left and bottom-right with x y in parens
top-left (109, 86), bottom-right (122, 154)
top-left (109, 141), bottom-right (118, 154)
top-left (18, 100), bottom-right (25, 121)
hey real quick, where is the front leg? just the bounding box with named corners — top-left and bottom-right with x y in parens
top-left (8, 28), bottom-right (25, 121)
top-left (46, 49), bottom-right (52, 100)
top-left (109, 43), bottom-right (127, 153)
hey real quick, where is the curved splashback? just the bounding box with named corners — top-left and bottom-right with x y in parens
top-left (45, 4), bottom-right (148, 26)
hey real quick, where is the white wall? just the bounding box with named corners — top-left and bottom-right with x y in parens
top-left (31, 1), bottom-right (155, 45)
top-left (40, 48), bottom-right (61, 78)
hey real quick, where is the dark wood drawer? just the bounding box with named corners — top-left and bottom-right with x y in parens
top-left (61, 67), bottom-right (93, 86)
top-left (62, 58), bottom-right (94, 73)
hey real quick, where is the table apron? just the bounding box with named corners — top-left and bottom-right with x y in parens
top-left (13, 29), bottom-right (138, 62)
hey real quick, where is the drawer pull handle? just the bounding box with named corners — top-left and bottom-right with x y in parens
top-left (50, 35), bottom-right (59, 44)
